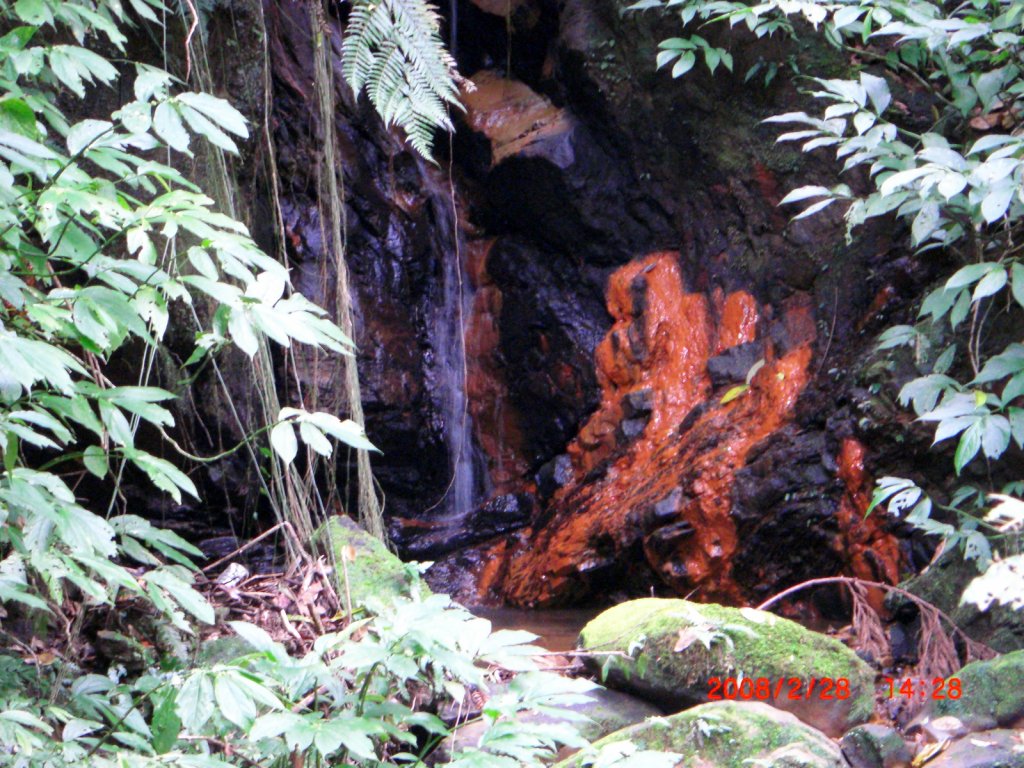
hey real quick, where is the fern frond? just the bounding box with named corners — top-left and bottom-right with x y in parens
top-left (340, 0), bottom-right (461, 160)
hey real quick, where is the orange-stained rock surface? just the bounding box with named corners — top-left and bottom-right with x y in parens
top-left (461, 71), bottom-right (574, 167)
top-left (834, 437), bottom-right (902, 612)
top-left (476, 252), bottom-right (819, 606)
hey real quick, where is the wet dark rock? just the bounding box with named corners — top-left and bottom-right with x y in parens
top-left (731, 427), bottom-right (846, 588)
top-left (622, 388), bottom-right (653, 419)
top-left (707, 340), bottom-right (765, 387)
top-left (402, 493), bottom-right (535, 559)
top-left (888, 618), bottom-right (921, 665)
top-left (615, 417), bottom-right (647, 444)
top-left (643, 521), bottom-right (695, 560)
top-left (536, 454), bottom-right (574, 501)
top-left (886, 550), bottom-right (1024, 653)
top-left (653, 487), bottom-right (684, 519)
top-left (486, 238), bottom-right (608, 465)
top-left (840, 724), bottom-right (913, 768)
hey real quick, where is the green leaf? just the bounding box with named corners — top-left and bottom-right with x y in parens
top-left (1009, 408), bottom-right (1024, 448)
top-left (13, 0), bottom-right (52, 25)
top-left (672, 51), bottom-right (696, 77)
top-left (973, 267), bottom-right (1007, 300)
top-left (1011, 262), bottom-right (1024, 309)
top-left (67, 119), bottom-right (112, 155)
top-left (299, 420), bottom-right (332, 456)
top-left (214, 673), bottom-right (258, 728)
top-left (954, 421), bottom-right (983, 474)
top-left (0, 98), bottom-right (38, 139)
top-left (82, 445), bottom-right (108, 478)
top-left (151, 688), bottom-right (181, 754)
top-left (950, 290), bottom-right (972, 329)
top-left (946, 263), bottom-right (997, 290)
top-left (130, 452), bottom-right (198, 502)
top-left (877, 324), bottom-right (918, 349)
top-left (176, 92), bottom-right (249, 137)
top-left (153, 102), bottom-right (190, 153)
top-left (270, 421), bottom-right (298, 464)
top-left (176, 673), bottom-right (215, 732)
top-left (145, 568), bottom-right (214, 624)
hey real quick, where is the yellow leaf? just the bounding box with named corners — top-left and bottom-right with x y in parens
top-left (720, 384), bottom-right (749, 405)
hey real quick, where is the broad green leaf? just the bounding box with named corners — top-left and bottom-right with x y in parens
top-left (67, 120), bottom-right (112, 155)
top-left (1012, 262), bottom-right (1024, 309)
top-left (973, 267), bottom-right (1007, 300)
top-left (270, 421), bottom-right (298, 464)
top-left (0, 97), bottom-right (38, 138)
top-left (176, 673), bottom-right (215, 732)
top-left (214, 673), bottom-right (258, 727)
top-left (299, 420), bottom-right (332, 456)
top-left (153, 102), bottom-right (190, 153)
top-left (954, 421), bottom-right (982, 474)
top-left (145, 568), bottom-right (213, 624)
top-left (150, 688), bottom-right (181, 754)
top-left (82, 445), bottom-right (108, 478)
top-left (176, 92), bottom-right (248, 137)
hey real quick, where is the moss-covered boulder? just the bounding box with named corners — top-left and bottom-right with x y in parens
top-left (913, 651), bottom-right (1024, 736)
top-left (557, 701), bottom-right (846, 768)
top-left (316, 516), bottom-right (430, 608)
top-left (577, 598), bottom-right (875, 736)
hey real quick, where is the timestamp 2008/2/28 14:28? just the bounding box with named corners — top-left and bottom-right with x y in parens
top-left (706, 676), bottom-right (964, 702)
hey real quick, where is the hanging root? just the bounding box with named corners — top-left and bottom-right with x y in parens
top-left (757, 576), bottom-right (996, 681)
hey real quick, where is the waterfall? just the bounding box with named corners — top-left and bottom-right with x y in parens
top-left (424, 166), bottom-right (488, 522)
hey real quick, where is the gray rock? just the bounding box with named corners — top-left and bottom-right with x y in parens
top-left (840, 724), bottom-right (913, 768)
top-left (707, 341), bottom-right (765, 387)
top-left (924, 729), bottom-right (1024, 768)
top-left (447, 685), bottom-right (660, 755)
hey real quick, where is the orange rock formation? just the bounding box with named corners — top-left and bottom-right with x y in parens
top-left (478, 252), bottom-right (820, 605)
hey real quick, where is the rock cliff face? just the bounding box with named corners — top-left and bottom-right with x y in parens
top-left (236, 0), bottom-right (934, 609)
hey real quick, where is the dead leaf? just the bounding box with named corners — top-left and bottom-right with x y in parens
top-left (912, 740), bottom-right (949, 767)
top-left (674, 628), bottom-right (700, 652)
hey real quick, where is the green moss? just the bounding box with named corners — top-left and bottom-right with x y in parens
top-left (931, 651), bottom-right (1024, 726)
top-left (579, 599), bottom-right (875, 732)
top-left (557, 701), bottom-right (845, 768)
top-left (316, 516), bottom-right (431, 609)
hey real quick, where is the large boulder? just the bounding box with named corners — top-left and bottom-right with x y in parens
top-left (317, 516), bottom-right (431, 608)
top-left (912, 651), bottom-right (1024, 737)
top-left (557, 700), bottom-right (846, 768)
top-left (577, 598), bottom-right (875, 736)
